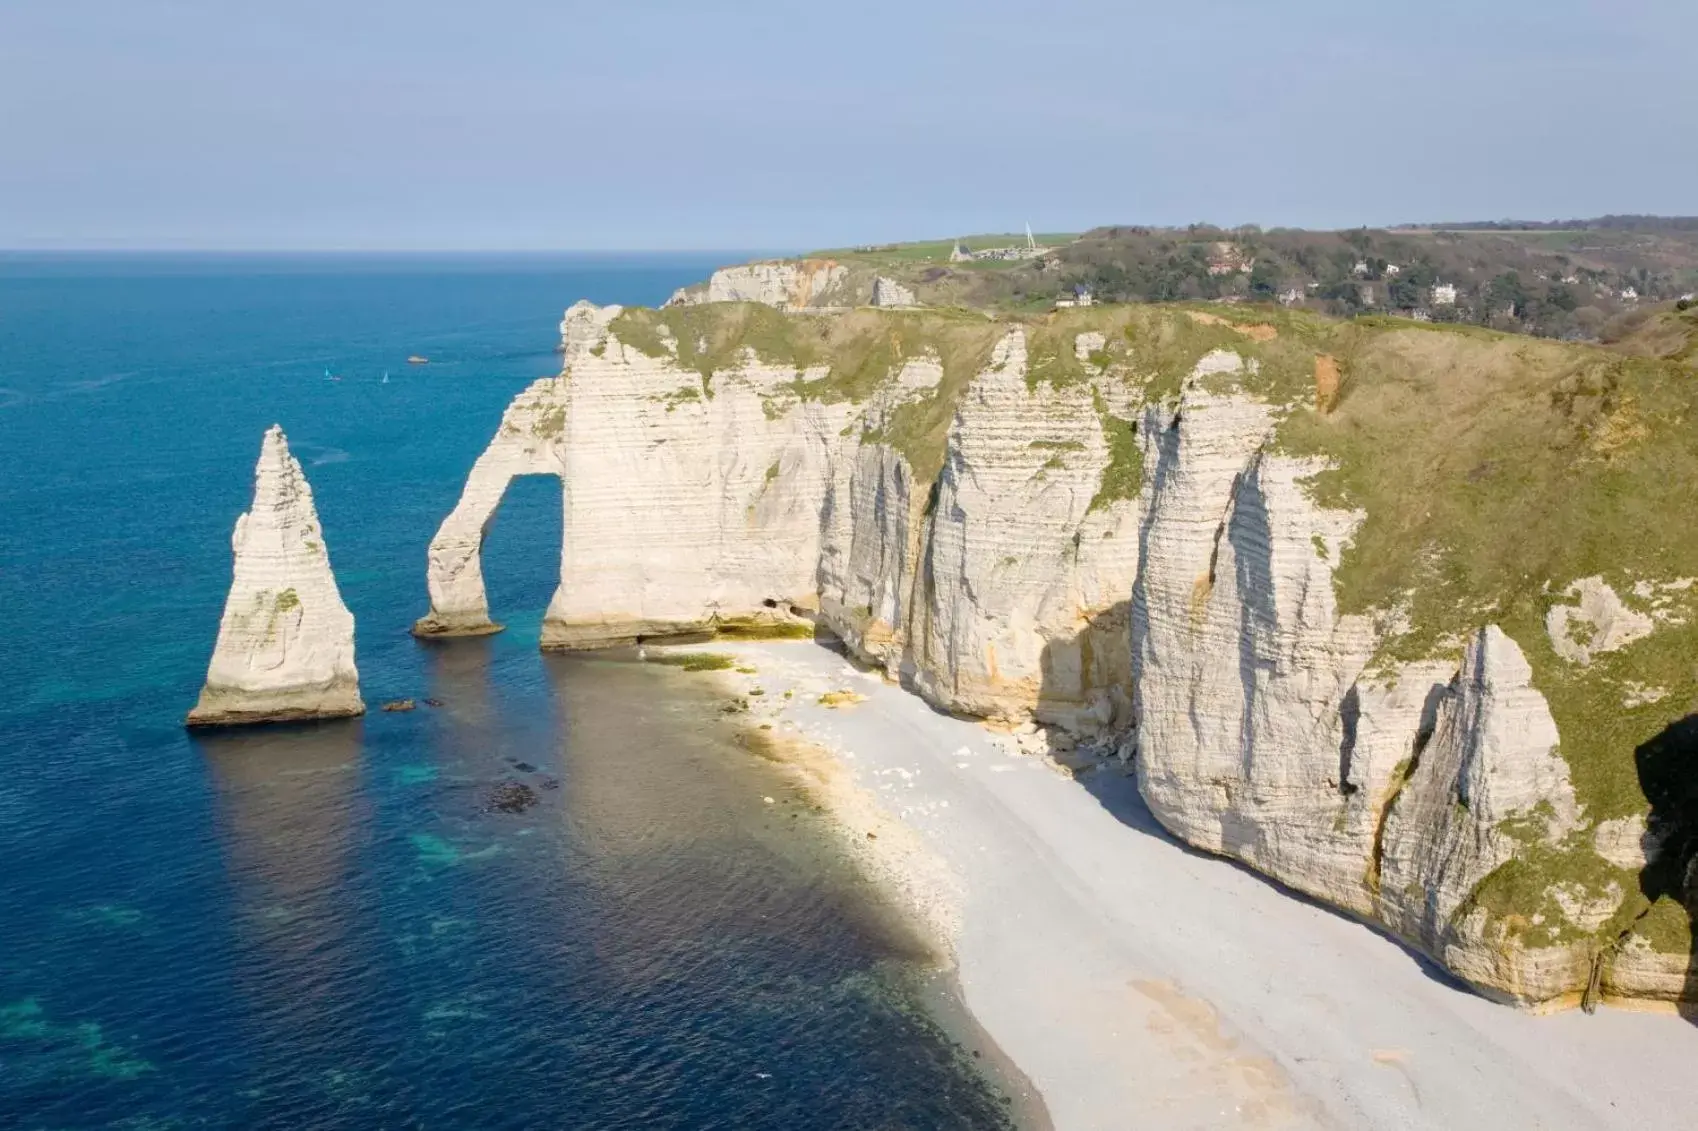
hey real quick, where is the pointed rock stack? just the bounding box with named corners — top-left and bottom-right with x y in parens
top-left (187, 425), bottom-right (363, 726)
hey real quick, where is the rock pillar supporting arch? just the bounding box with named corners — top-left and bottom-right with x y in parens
top-left (413, 377), bottom-right (568, 637)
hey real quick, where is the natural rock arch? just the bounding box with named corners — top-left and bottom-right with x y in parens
top-left (412, 376), bottom-right (569, 638)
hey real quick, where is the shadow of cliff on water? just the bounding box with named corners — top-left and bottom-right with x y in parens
top-left (1633, 712), bottom-right (1698, 1022)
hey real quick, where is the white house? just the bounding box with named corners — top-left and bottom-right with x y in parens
top-left (1620, 287), bottom-right (1639, 302)
top-left (1431, 283), bottom-right (1459, 306)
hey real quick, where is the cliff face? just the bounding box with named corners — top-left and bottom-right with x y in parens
top-left (422, 300), bottom-right (1698, 1009)
top-left (666, 259), bottom-right (856, 310)
top-left (190, 426), bottom-right (362, 726)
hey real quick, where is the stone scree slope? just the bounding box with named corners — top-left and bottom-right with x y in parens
top-left (190, 425), bottom-right (363, 726)
top-left (416, 300), bottom-right (1697, 1010)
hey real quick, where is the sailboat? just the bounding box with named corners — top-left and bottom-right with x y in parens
top-left (323, 367), bottom-right (341, 382)
top-left (382, 371), bottom-right (390, 384)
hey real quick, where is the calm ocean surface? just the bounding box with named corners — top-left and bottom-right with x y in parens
top-left (0, 254), bottom-right (1017, 1129)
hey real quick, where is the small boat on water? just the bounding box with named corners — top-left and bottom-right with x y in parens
top-left (324, 367), bottom-right (342, 382)
top-left (406, 355), bottom-right (429, 365)
top-left (382, 371), bottom-right (390, 384)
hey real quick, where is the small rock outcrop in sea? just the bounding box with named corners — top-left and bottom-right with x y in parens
top-left (187, 425), bottom-right (363, 727)
top-left (487, 781), bottom-right (539, 813)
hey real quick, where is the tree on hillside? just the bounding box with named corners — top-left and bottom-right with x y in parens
top-left (1248, 259), bottom-right (1280, 301)
top-left (1488, 272), bottom-right (1528, 317)
top-left (1388, 276), bottom-right (1424, 310)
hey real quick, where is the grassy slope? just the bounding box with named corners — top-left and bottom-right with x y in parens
top-left (603, 298), bottom-right (1698, 953)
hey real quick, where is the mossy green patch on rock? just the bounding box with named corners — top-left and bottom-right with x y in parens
top-left (1088, 389), bottom-right (1141, 514)
top-left (1623, 895), bottom-right (1694, 956)
top-left (713, 619), bottom-right (816, 641)
top-left (1458, 843), bottom-right (1635, 949)
top-left (656, 384), bottom-right (703, 412)
top-left (649, 652), bottom-right (736, 672)
top-left (532, 405), bottom-right (567, 438)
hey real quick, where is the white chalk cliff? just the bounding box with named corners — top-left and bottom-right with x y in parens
top-left (190, 426), bottom-right (363, 726)
top-left (419, 300), bottom-right (1698, 1010)
top-left (666, 259), bottom-right (853, 310)
top-left (871, 276), bottom-right (919, 308)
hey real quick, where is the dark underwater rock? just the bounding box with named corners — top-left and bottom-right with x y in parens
top-left (488, 781), bottom-right (539, 813)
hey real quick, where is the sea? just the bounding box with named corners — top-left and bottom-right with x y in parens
top-left (0, 253), bottom-right (1020, 1130)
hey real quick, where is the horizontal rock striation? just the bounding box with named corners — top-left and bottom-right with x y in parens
top-left (420, 303), bottom-right (1140, 730)
top-left (422, 299), bottom-right (1698, 1010)
top-left (189, 425), bottom-right (363, 726)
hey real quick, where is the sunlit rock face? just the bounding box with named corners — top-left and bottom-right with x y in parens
top-left (666, 260), bottom-right (854, 310)
top-left (1123, 382), bottom-right (1669, 1008)
top-left (189, 425), bottom-right (362, 727)
top-left (419, 300), bottom-right (1698, 1010)
top-left (420, 308), bottom-right (1138, 727)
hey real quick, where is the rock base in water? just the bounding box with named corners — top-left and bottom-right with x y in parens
top-left (187, 683), bottom-right (364, 728)
top-left (410, 614), bottom-right (504, 638)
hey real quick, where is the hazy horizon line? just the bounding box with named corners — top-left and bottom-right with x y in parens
top-left (0, 246), bottom-right (787, 256)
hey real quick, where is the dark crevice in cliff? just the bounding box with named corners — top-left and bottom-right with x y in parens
top-left (1199, 470), bottom-right (1244, 610)
top-left (1365, 679), bottom-right (1450, 901)
top-left (1228, 455), bottom-right (1276, 772)
top-left (1337, 686), bottom-right (1361, 796)
top-left (1128, 407), bottom-right (1184, 727)
top-left (1585, 903), bottom-right (1656, 1014)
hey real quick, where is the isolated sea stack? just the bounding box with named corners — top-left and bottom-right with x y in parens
top-left (187, 425), bottom-right (363, 726)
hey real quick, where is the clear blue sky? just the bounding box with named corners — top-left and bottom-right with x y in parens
top-left (3, 0), bottom-right (1693, 250)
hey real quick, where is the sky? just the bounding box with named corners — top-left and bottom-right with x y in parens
top-left (3, 0), bottom-right (1694, 250)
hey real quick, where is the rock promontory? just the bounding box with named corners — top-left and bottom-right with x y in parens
top-left (188, 425), bottom-right (363, 726)
top-left (421, 296), bottom-right (1698, 1011)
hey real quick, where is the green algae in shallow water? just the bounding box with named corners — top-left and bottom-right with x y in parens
top-left (395, 915), bottom-right (474, 959)
top-left (0, 998), bottom-right (155, 1082)
top-left (394, 764), bottom-right (440, 786)
top-left (321, 1067), bottom-right (376, 1108)
top-left (253, 905), bottom-right (300, 926)
top-left (423, 998), bottom-right (492, 1024)
top-left (64, 903), bottom-right (145, 929)
top-left (410, 832), bottom-right (504, 870)
top-left (649, 652), bottom-right (736, 671)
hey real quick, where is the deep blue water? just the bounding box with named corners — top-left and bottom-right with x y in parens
top-left (0, 254), bottom-right (1016, 1129)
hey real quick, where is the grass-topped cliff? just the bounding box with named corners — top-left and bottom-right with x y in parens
top-left (716, 217), bottom-right (1698, 340)
top-left (593, 297), bottom-right (1698, 964)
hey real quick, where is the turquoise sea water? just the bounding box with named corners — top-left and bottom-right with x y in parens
top-left (0, 254), bottom-right (1016, 1128)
